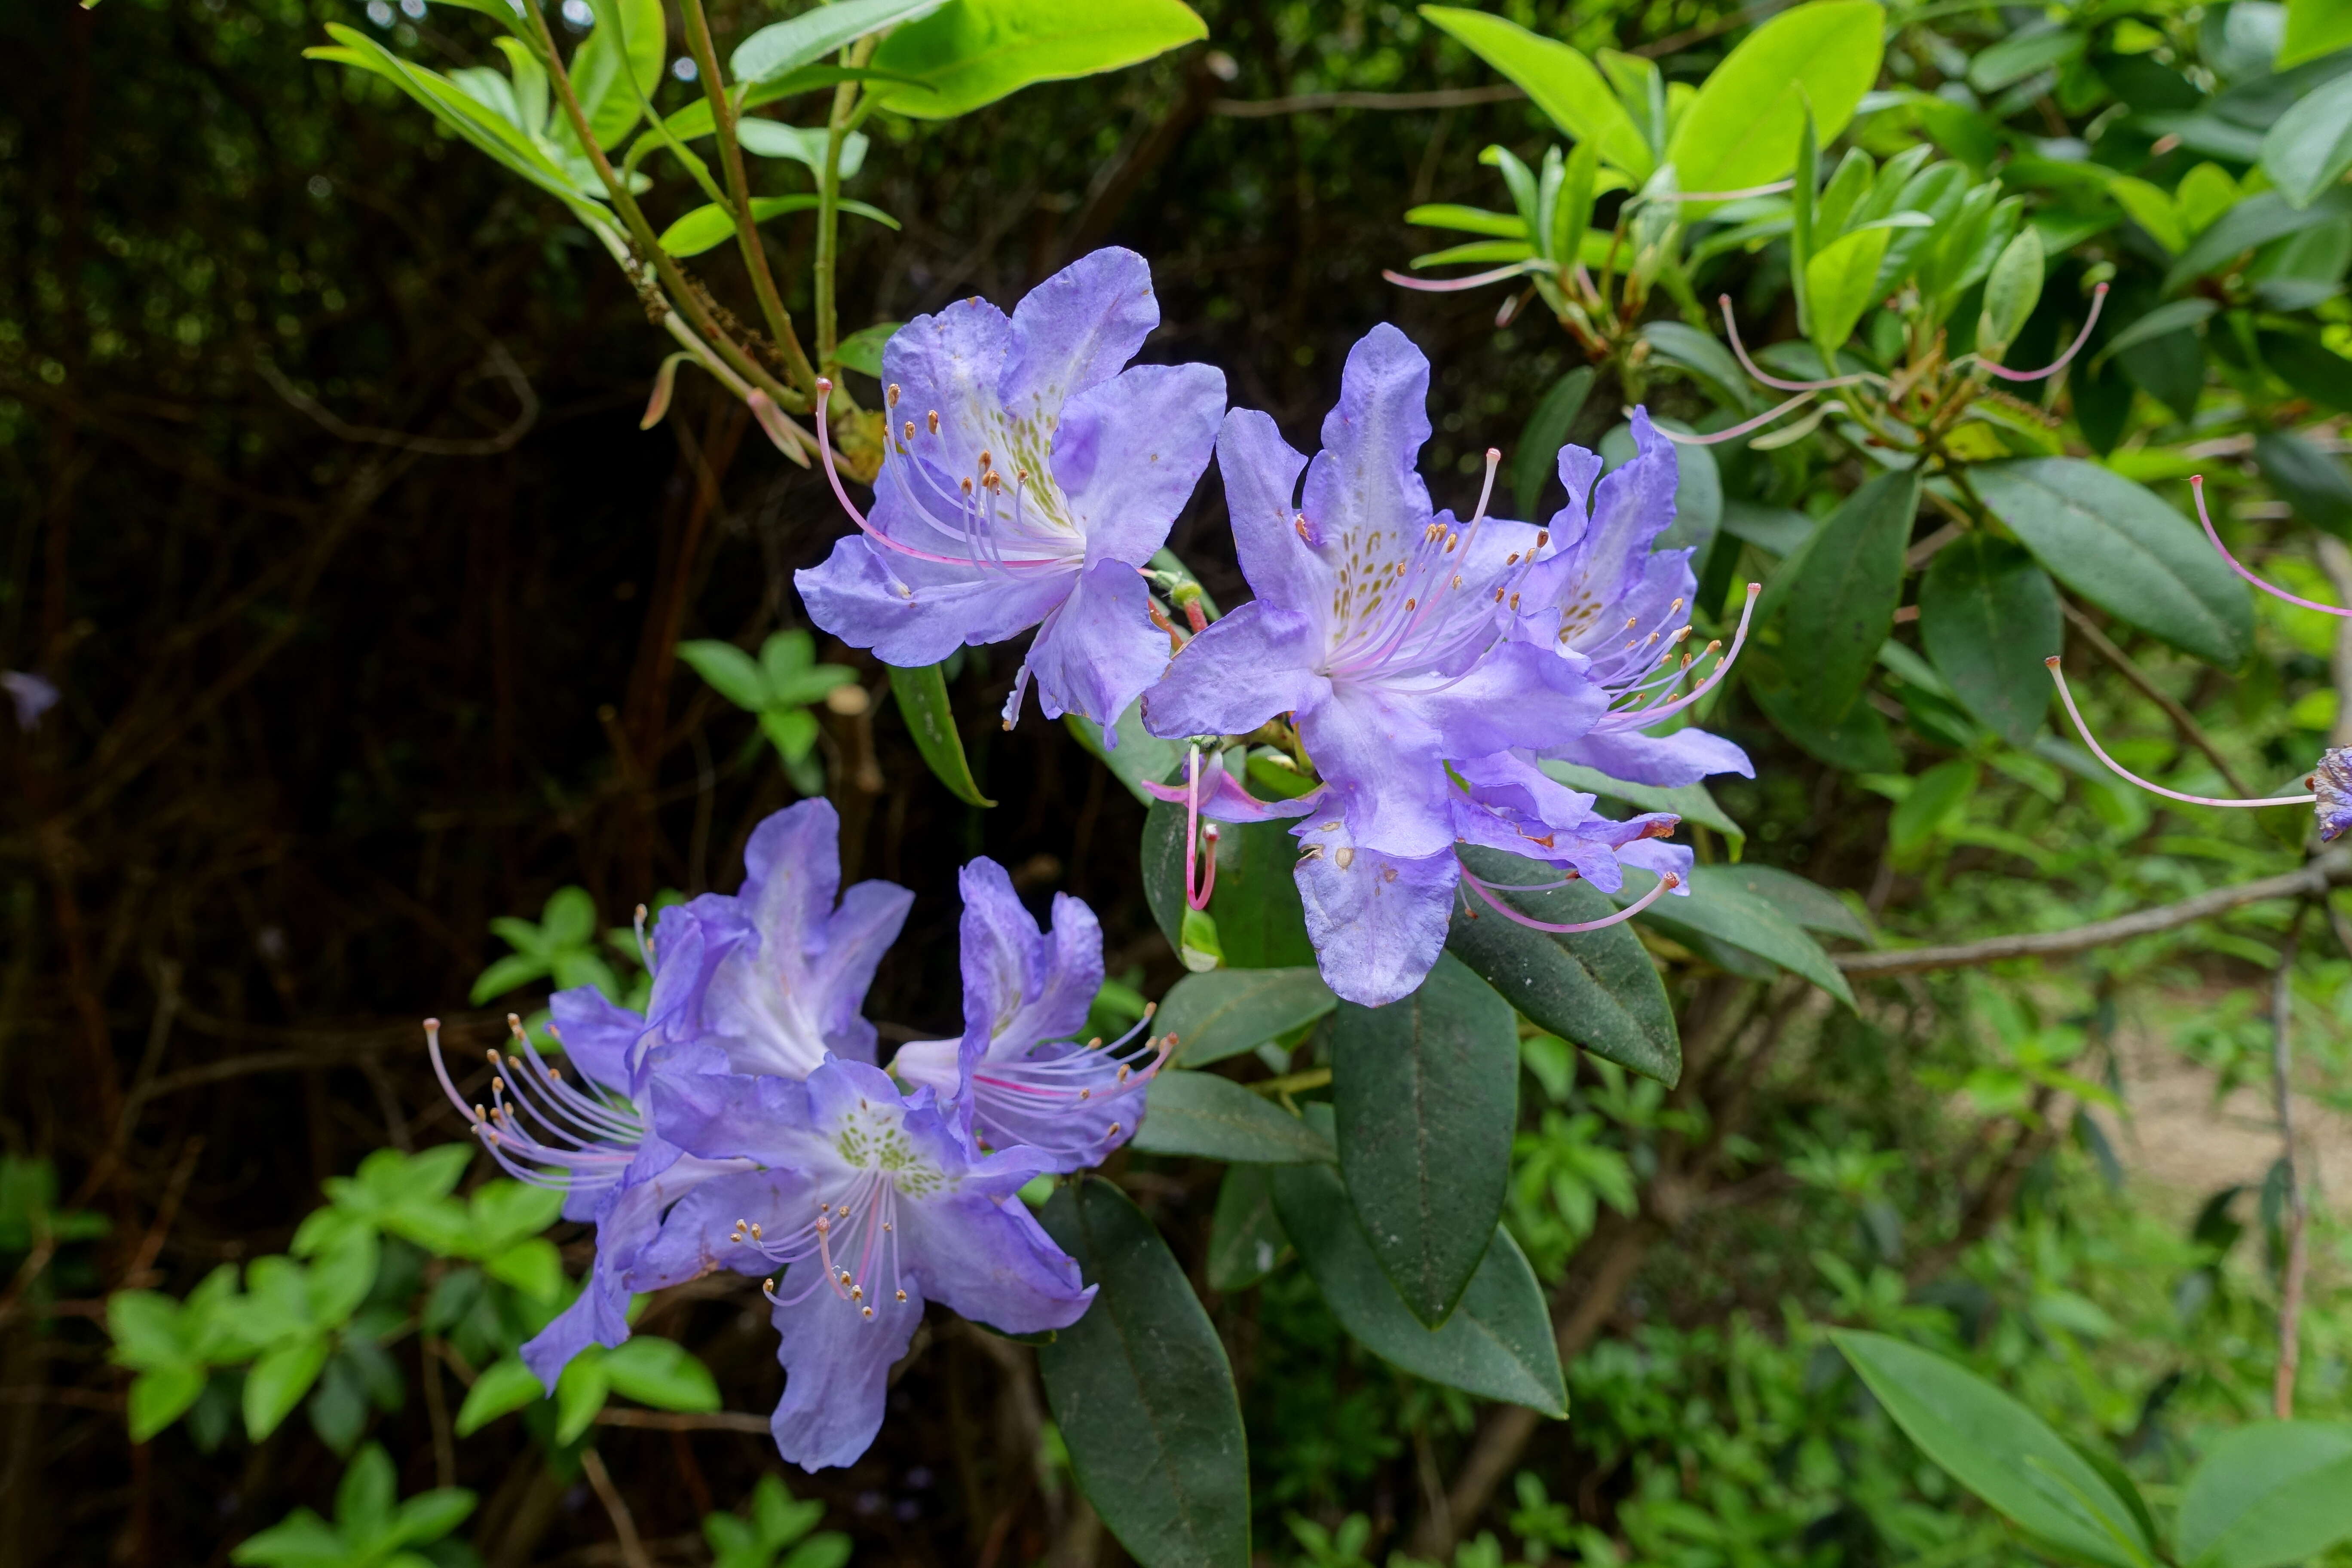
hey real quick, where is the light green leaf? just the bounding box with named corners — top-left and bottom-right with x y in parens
top-left (1972, 459), bottom-right (2253, 666)
top-left (229, 1509), bottom-right (343, 1568)
top-left (1639, 320), bottom-right (1757, 412)
top-left (482, 1239), bottom-right (566, 1302)
top-left (1418, 7), bottom-right (1653, 180)
top-left (870, 0), bottom-right (1208, 120)
top-left (554, 1349), bottom-right (612, 1444)
top-left (888, 661), bottom-right (994, 806)
top-left (1966, 24), bottom-right (2082, 92)
top-left (835, 322), bottom-right (902, 378)
top-left (1131, 1071), bottom-right (1335, 1163)
top-left (2280, 0), bottom-right (2352, 68)
top-left (732, 0), bottom-right (949, 83)
top-left (1157, 967), bottom-right (1336, 1069)
top-left (570, 0), bottom-right (668, 151)
top-left (2264, 69), bottom-right (2352, 209)
top-left (127, 1364), bottom-right (208, 1442)
top-left (1272, 1159), bottom-right (1565, 1415)
top-left (1833, 1331), bottom-right (2155, 1568)
top-left (468, 951), bottom-right (548, 1005)
top-left (245, 1336), bottom-right (334, 1441)
top-left (387, 1488), bottom-right (478, 1550)
top-left (453, 1356), bottom-right (547, 1436)
top-left (1889, 758), bottom-right (1979, 856)
top-left (735, 119), bottom-right (870, 179)
top-left (1978, 227), bottom-right (2046, 358)
top-left (1668, 0), bottom-right (1886, 200)
top-left (1404, 202), bottom-right (1529, 238)
top-left (657, 195), bottom-right (899, 258)
top-left (2178, 1422), bottom-right (2352, 1568)
top-left (677, 639), bottom-right (769, 710)
top-left (1805, 225), bottom-right (1893, 355)
top-left (603, 1336), bottom-right (721, 1412)
top-left (1066, 700), bottom-right (1186, 807)
top-left (1330, 954), bottom-right (1518, 1327)
top-left (1036, 1179), bottom-right (1250, 1568)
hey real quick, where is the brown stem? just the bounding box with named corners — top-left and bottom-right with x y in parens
top-left (526, 0), bottom-right (802, 412)
top-left (675, 0), bottom-right (817, 393)
top-left (579, 1448), bottom-right (654, 1568)
top-left (2062, 601), bottom-right (2253, 796)
top-left (1838, 846), bottom-right (2352, 975)
top-left (590, 1408), bottom-right (769, 1433)
top-left (2270, 900), bottom-right (2310, 1419)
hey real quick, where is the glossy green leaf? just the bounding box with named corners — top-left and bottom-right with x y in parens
top-left (732, 0), bottom-right (949, 84)
top-left (887, 661), bottom-right (995, 806)
top-left (1207, 819), bottom-right (1317, 969)
top-left (1207, 1164), bottom-right (1290, 1292)
top-left (735, 120), bottom-right (870, 179)
top-left (1037, 1179), bottom-right (1250, 1568)
top-left (1767, 469), bottom-right (1918, 726)
top-left (1511, 366), bottom-right (1598, 519)
top-left (1330, 953), bottom-right (1518, 1326)
top-left (603, 1335), bottom-right (721, 1412)
top-left (1973, 459), bottom-right (2252, 667)
top-left (1806, 226), bottom-right (1893, 355)
top-left (1272, 1160), bottom-right (1565, 1415)
top-left (657, 194), bottom-right (898, 257)
top-left (2177, 1421), bottom-right (2352, 1568)
top-left (1445, 846), bottom-right (1678, 1086)
top-left (1707, 864), bottom-right (1870, 942)
top-left (2263, 72), bottom-right (2352, 209)
top-left (1640, 321), bottom-right (1757, 413)
top-left (2256, 429), bottom-right (2352, 538)
top-left (570, 0), bottom-right (668, 151)
top-left (1966, 24), bottom-right (2083, 92)
top-left (2167, 190), bottom-right (2352, 292)
top-left (1419, 7), bottom-right (1652, 180)
top-left (870, 0), bottom-right (1207, 120)
top-left (1131, 1071), bottom-right (1335, 1163)
top-left (2092, 299), bottom-right (2217, 368)
top-left (1667, 0), bottom-right (1885, 200)
top-left (453, 1355), bottom-right (546, 1436)
top-left (1066, 701), bottom-right (1185, 807)
top-left (1832, 1331), bottom-right (2155, 1568)
top-left (1158, 966), bottom-right (1336, 1069)
top-left (245, 1335), bottom-right (333, 1441)
top-left (1919, 535), bottom-right (2062, 745)
top-left (2281, 0), bottom-right (2352, 69)
top-left (834, 321), bottom-right (902, 378)
top-left (1617, 866), bottom-right (1857, 1007)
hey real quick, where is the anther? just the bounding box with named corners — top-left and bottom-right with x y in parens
top-left (960, 476), bottom-right (974, 494)
top-left (895, 1289), bottom-right (907, 1302)
top-left (1404, 597), bottom-right (1417, 611)
top-left (927, 410), bottom-right (939, 433)
top-left (978, 450), bottom-right (992, 468)
top-left (1536, 530), bottom-right (1549, 547)
top-left (1510, 593), bottom-right (1522, 611)
top-left (862, 1305), bottom-right (874, 1318)
top-left (851, 1285), bottom-right (864, 1299)
top-left (903, 420), bottom-right (915, 440)
top-left (750, 1222), bottom-right (763, 1239)
top-left (887, 383), bottom-right (900, 404)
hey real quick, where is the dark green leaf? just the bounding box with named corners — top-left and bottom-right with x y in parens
top-left (887, 661), bottom-right (995, 807)
top-left (1037, 1179), bottom-right (1250, 1568)
top-left (2256, 429), bottom-right (2352, 538)
top-left (1973, 459), bottom-right (2252, 666)
top-left (2178, 1421), bottom-right (2352, 1568)
top-left (870, 0), bottom-right (1209, 120)
top-left (1749, 677), bottom-right (1904, 772)
top-left (1766, 469), bottom-right (1920, 723)
top-left (1445, 846), bottom-right (1678, 1085)
top-left (1832, 1331), bottom-right (2156, 1568)
top-left (1203, 820), bottom-right (1316, 969)
top-left (2167, 190), bottom-right (2352, 293)
top-left (1130, 1071), bottom-right (1335, 1164)
top-left (1271, 1161), bottom-right (1565, 1415)
top-left (1618, 866), bottom-right (1857, 1007)
top-left (1919, 535), bottom-right (2063, 745)
top-left (2262, 71), bottom-right (2352, 208)
top-left (1330, 954), bottom-right (1518, 1326)
top-left (1639, 322), bottom-right (1755, 412)
top-left (1066, 701), bottom-right (1185, 808)
top-left (2262, 329), bottom-right (2352, 410)
top-left (1511, 367), bottom-right (1597, 518)
top-left (1206, 1165), bottom-right (1290, 1291)
top-left (2090, 298), bottom-right (2216, 370)
top-left (1158, 967), bottom-right (1336, 1069)
top-left (1706, 864), bottom-right (1871, 942)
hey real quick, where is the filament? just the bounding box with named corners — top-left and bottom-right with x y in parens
top-left (1717, 296), bottom-right (1884, 392)
top-left (2191, 475), bottom-right (2352, 617)
top-left (1381, 261), bottom-right (1547, 293)
top-left (2046, 657), bottom-right (2314, 808)
top-left (1966, 283), bottom-right (2108, 382)
top-left (1459, 865), bottom-right (1681, 932)
top-left (1593, 584), bottom-right (1759, 731)
top-left (1655, 391), bottom-right (1822, 447)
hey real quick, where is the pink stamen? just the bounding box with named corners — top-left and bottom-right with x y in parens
top-left (1184, 746), bottom-right (1220, 911)
top-left (1596, 583), bottom-right (1758, 729)
top-left (1461, 865), bottom-right (1681, 932)
top-left (812, 378), bottom-right (995, 570)
top-left (2191, 475), bottom-right (2352, 616)
top-left (1717, 296), bottom-right (1883, 392)
top-left (1381, 261), bottom-right (1544, 293)
top-left (1970, 283), bottom-right (2107, 382)
top-left (1654, 392), bottom-right (1823, 447)
top-left (2046, 657), bottom-right (2314, 808)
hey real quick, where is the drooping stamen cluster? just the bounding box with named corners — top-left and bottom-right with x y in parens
top-left (1563, 581), bottom-right (1761, 738)
top-left (965, 1008), bottom-right (1172, 1159)
top-left (427, 1015), bottom-right (645, 1197)
top-left (737, 1172), bottom-right (912, 1323)
top-left (815, 379), bottom-right (1074, 576)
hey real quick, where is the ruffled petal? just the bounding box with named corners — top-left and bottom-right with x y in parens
top-left (1056, 362), bottom-right (1226, 566)
top-left (1291, 817), bottom-right (1459, 1006)
top-left (1546, 725), bottom-right (1753, 786)
top-left (1002, 247), bottom-right (1159, 421)
top-left (796, 533), bottom-right (1076, 670)
top-left (1216, 407), bottom-right (1333, 625)
top-left (1141, 601), bottom-right (1329, 739)
top-left (897, 1189), bottom-right (1093, 1335)
top-left (766, 1265), bottom-right (925, 1471)
top-left (1018, 558), bottom-right (1174, 732)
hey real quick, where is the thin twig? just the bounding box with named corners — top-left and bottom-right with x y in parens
top-left (255, 342), bottom-right (538, 456)
top-left (1837, 848), bottom-right (2352, 975)
top-left (2062, 601), bottom-right (2253, 796)
top-left (421, 1335), bottom-right (457, 1490)
top-left (591, 1408), bottom-right (769, 1433)
top-left (2272, 901), bottom-right (2312, 1420)
top-left (578, 1447), bottom-right (654, 1568)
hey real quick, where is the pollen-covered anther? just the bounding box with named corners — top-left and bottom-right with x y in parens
top-left (895, 1289), bottom-right (907, 1302)
top-left (862, 1305), bottom-right (874, 1318)
top-left (839, 1269), bottom-right (853, 1286)
top-left (902, 420), bottom-right (915, 440)
top-left (750, 1222), bottom-right (763, 1240)
top-left (887, 383), bottom-right (901, 405)
top-left (1335, 845), bottom-right (1357, 870)
top-left (1536, 530), bottom-right (1549, 547)
top-left (960, 476), bottom-right (974, 494)
top-left (926, 410), bottom-right (940, 433)
top-left (978, 450), bottom-right (992, 469)
top-left (851, 1285), bottom-right (864, 1300)
top-left (1403, 597), bottom-right (1417, 612)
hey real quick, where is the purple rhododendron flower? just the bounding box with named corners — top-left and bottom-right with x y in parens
top-left (694, 800), bottom-right (914, 1078)
top-left (894, 857), bottom-right (1163, 1168)
top-left (430, 907), bottom-right (753, 1388)
top-left (797, 247), bottom-right (1225, 738)
top-left (1142, 325), bottom-right (1724, 1004)
top-left (633, 1056), bottom-right (1093, 1471)
top-left (428, 799), bottom-right (913, 1389)
top-left (1509, 411), bottom-right (1755, 789)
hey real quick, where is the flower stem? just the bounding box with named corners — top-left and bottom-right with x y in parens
top-left (815, 36), bottom-right (879, 368)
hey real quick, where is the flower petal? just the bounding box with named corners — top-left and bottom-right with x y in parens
top-left (897, 1189), bottom-right (1094, 1335)
top-left (1216, 407), bottom-right (1332, 621)
top-left (955, 860), bottom-right (1102, 1063)
top-left (1141, 600), bottom-right (1328, 739)
top-left (1305, 323), bottom-right (1437, 568)
top-left (1546, 725), bottom-right (1753, 786)
top-left (1291, 818), bottom-right (1459, 1005)
top-left (767, 1265), bottom-right (925, 1471)
top-left (1002, 247), bottom-right (1158, 420)
top-left (1057, 362), bottom-right (1227, 566)
top-left (796, 534), bottom-right (1075, 670)
top-left (1018, 558), bottom-right (1175, 732)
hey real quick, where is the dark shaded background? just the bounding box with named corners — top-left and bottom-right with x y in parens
top-left (0, 0), bottom-right (1797, 1560)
